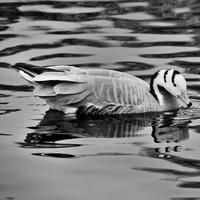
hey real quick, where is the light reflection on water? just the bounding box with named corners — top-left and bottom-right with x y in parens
top-left (1, 0), bottom-right (200, 200)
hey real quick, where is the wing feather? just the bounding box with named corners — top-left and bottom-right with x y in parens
top-left (33, 72), bottom-right (86, 83)
top-left (85, 69), bottom-right (148, 86)
top-left (34, 83), bottom-right (56, 96)
top-left (54, 91), bottom-right (90, 105)
top-left (87, 76), bottom-right (150, 107)
top-left (53, 82), bottom-right (87, 95)
top-left (46, 65), bottom-right (77, 71)
top-left (42, 66), bottom-right (149, 88)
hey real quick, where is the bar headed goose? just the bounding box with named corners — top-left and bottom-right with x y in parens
top-left (13, 63), bottom-right (191, 115)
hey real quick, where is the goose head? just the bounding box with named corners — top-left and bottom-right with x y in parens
top-left (150, 69), bottom-right (192, 109)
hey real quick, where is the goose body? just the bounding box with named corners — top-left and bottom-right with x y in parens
top-left (13, 63), bottom-right (191, 115)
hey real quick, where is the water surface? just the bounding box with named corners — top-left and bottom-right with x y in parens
top-left (1, 0), bottom-right (200, 200)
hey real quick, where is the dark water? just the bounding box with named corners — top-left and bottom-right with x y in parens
top-left (1, 0), bottom-right (200, 199)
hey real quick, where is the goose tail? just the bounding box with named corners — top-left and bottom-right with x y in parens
top-left (11, 63), bottom-right (45, 85)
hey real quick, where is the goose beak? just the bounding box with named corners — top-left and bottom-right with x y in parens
top-left (178, 91), bottom-right (192, 107)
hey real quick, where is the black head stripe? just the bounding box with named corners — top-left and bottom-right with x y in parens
top-left (172, 70), bottom-right (181, 86)
top-left (164, 69), bottom-right (169, 82)
top-left (150, 71), bottom-right (160, 101)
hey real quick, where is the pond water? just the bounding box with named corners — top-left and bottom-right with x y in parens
top-left (1, 0), bottom-right (200, 200)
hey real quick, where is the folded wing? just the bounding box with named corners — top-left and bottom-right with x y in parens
top-left (32, 67), bottom-right (152, 112)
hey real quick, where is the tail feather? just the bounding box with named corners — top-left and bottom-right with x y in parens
top-left (11, 63), bottom-right (43, 85)
top-left (18, 69), bottom-right (37, 84)
top-left (13, 63), bottom-right (45, 74)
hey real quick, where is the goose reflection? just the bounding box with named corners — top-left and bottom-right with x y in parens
top-left (151, 113), bottom-right (190, 143)
top-left (21, 109), bottom-right (191, 148)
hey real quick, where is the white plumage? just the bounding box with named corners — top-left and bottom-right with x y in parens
top-left (15, 63), bottom-right (191, 115)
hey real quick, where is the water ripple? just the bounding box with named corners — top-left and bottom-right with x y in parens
top-left (32, 152), bottom-right (136, 159)
top-left (0, 108), bottom-right (20, 115)
top-left (0, 83), bottom-right (32, 92)
top-left (0, 38), bottom-right (111, 57)
top-left (1, 1), bottom-right (200, 199)
top-left (141, 50), bottom-right (200, 59)
top-left (31, 53), bottom-right (92, 61)
top-left (178, 181), bottom-right (200, 189)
